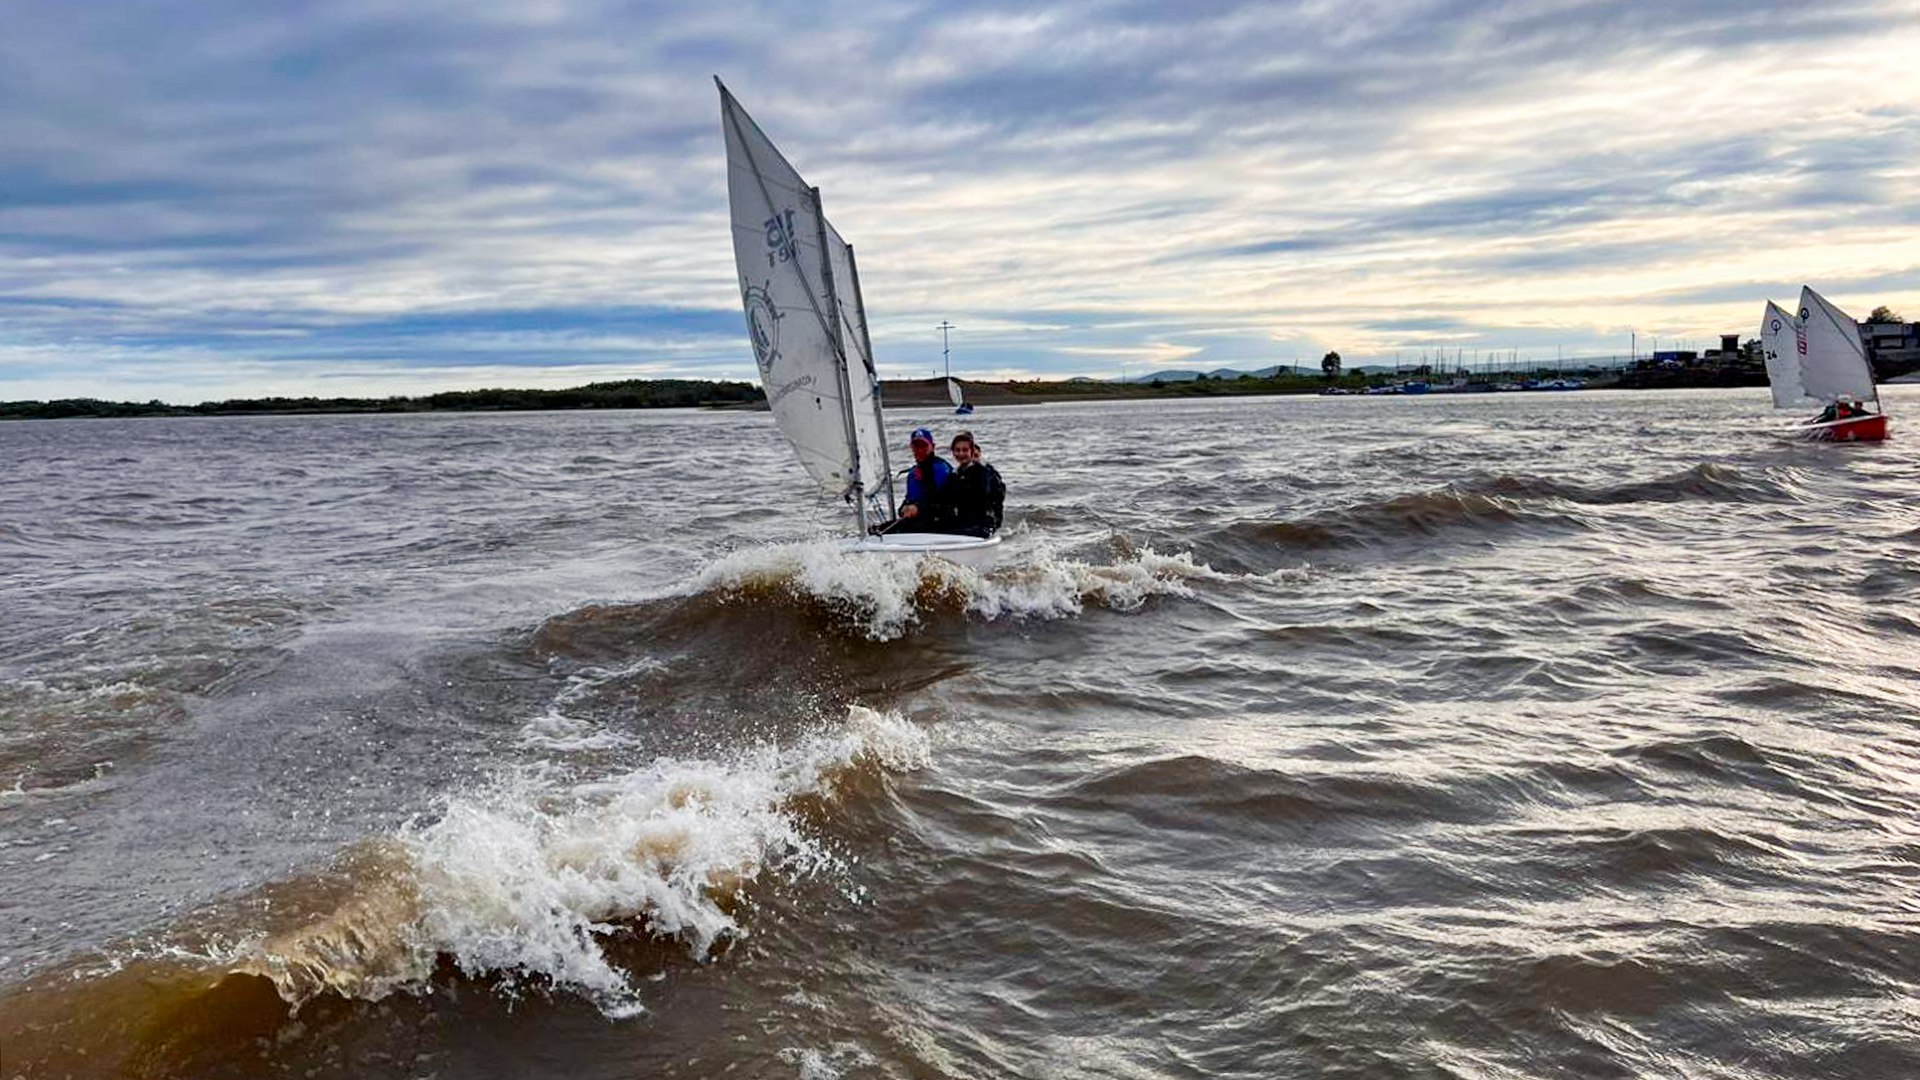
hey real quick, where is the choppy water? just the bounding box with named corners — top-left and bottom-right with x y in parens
top-left (3, 389), bottom-right (1918, 1079)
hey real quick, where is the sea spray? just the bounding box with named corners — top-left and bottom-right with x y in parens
top-left (234, 705), bottom-right (929, 1017)
top-left (964, 546), bottom-right (1226, 620)
top-left (697, 540), bottom-right (974, 639)
top-left (697, 541), bottom-right (1226, 640)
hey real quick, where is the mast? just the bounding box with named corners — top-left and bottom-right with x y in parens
top-left (809, 185), bottom-right (867, 535)
top-left (1865, 321), bottom-right (1882, 410)
top-left (938, 320), bottom-right (956, 380)
top-left (845, 243), bottom-right (896, 518)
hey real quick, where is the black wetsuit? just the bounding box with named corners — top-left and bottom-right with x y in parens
top-left (934, 460), bottom-right (1005, 537)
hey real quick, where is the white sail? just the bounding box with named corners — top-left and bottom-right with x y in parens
top-left (1760, 301), bottom-right (1809, 409)
top-left (1797, 286), bottom-right (1877, 406)
top-left (719, 81), bottom-right (889, 504)
top-left (947, 378), bottom-right (964, 408)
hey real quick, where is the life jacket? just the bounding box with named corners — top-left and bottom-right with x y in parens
top-left (904, 455), bottom-right (950, 506)
top-left (943, 461), bottom-right (1005, 534)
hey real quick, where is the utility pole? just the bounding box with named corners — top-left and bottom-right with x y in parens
top-left (936, 321), bottom-right (957, 380)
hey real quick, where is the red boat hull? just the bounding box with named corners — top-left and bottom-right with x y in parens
top-left (1801, 413), bottom-right (1889, 442)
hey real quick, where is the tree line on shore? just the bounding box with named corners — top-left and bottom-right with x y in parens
top-left (0, 379), bottom-right (764, 420)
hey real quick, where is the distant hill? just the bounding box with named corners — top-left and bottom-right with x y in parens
top-left (1121, 363), bottom-right (1309, 383)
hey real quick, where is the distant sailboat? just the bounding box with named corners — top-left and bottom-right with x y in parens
top-left (718, 79), bottom-right (1002, 562)
top-left (1760, 287), bottom-right (1889, 442)
top-left (937, 320), bottom-right (972, 414)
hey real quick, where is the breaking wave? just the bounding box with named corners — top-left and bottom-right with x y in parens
top-left (0, 701), bottom-right (933, 1070)
top-left (232, 704), bottom-right (928, 1017)
top-left (691, 541), bottom-right (1228, 640)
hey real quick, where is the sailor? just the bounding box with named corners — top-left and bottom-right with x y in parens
top-left (869, 427), bottom-right (952, 534)
top-left (900, 427), bottom-right (951, 520)
top-left (935, 430), bottom-right (1005, 538)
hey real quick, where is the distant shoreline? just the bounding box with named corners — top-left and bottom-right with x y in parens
top-left (2, 368), bottom-right (1790, 421)
top-left (0, 379), bottom-right (764, 421)
top-left (876, 368), bottom-right (1773, 406)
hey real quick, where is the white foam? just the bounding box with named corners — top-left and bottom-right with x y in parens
top-left (516, 658), bottom-right (669, 753)
top-left (383, 704), bottom-right (928, 1017)
top-left (697, 541), bottom-right (963, 639)
top-left (696, 541), bottom-right (1225, 640)
top-left (779, 1043), bottom-right (878, 1080)
top-left (965, 546), bottom-right (1225, 620)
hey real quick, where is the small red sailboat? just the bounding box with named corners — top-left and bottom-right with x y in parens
top-left (1760, 287), bottom-right (1890, 443)
top-left (1799, 402), bottom-right (1889, 442)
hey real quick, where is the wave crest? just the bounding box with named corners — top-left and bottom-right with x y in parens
top-left (231, 705), bottom-right (928, 1018)
top-left (693, 542), bottom-right (1221, 640)
top-left (1198, 462), bottom-right (1794, 566)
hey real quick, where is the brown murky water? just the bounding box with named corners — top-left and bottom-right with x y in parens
top-left (4, 389), bottom-right (1918, 1078)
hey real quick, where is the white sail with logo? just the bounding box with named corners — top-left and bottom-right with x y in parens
top-left (719, 80), bottom-right (891, 519)
top-left (946, 378), bottom-right (965, 408)
top-left (1760, 301), bottom-right (1808, 409)
top-left (1796, 286), bottom-right (1878, 406)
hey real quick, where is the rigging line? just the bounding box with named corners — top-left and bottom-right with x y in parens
top-left (810, 184), bottom-right (867, 527)
top-left (844, 243), bottom-right (897, 518)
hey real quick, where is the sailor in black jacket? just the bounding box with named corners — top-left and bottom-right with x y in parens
top-left (937, 430), bottom-right (1005, 537)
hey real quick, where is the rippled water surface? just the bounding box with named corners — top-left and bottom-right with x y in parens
top-left (3, 389), bottom-right (1918, 1078)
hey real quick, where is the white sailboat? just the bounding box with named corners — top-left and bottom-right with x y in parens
top-left (938, 320), bottom-right (972, 415)
top-left (719, 80), bottom-right (1002, 563)
top-left (1760, 287), bottom-right (1889, 442)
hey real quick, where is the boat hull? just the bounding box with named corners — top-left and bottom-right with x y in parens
top-left (843, 532), bottom-right (1004, 567)
top-left (1799, 414), bottom-right (1890, 442)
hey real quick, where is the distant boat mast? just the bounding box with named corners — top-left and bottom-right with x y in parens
top-left (937, 320), bottom-right (957, 379)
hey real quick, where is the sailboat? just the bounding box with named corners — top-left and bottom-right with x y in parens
top-left (719, 79), bottom-right (1002, 563)
top-left (937, 320), bottom-right (972, 414)
top-left (1760, 287), bottom-right (1890, 442)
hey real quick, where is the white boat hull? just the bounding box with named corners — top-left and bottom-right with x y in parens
top-left (843, 532), bottom-right (1004, 567)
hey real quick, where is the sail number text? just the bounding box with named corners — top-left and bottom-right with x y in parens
top-left (764, 210), bottom-right (798, 267)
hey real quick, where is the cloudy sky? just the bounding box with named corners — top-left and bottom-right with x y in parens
top-left (4, 0), bottom-right (1918, 401)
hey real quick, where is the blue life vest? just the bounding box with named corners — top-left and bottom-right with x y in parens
top-left (905, 455), bottom-right (951, 505)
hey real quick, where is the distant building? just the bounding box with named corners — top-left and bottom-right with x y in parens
top-left (1651, 350), bottom-right (1699, 367)
top-left (1863, 320), bottom-right (1920, 378)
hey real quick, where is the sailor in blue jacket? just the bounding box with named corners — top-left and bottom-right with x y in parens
top-left (873, 427), bottom-right (950, 533)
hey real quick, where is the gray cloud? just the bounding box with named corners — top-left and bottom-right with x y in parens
top-left (1, 0), bottom-right (1917, 398)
